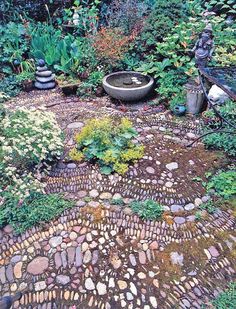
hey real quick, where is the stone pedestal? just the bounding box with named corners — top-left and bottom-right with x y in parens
top-left (184, 80), bottom-right (204, 115)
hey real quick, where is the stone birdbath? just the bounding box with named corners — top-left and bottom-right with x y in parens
top-left (103, 71), bottom-right (154, 101)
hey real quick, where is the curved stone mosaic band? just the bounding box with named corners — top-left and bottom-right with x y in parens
top-left (0, 206), bottom-right (235, 309)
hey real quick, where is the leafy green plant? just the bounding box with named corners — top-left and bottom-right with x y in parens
top-left (35, 32), bottom-right (99, 78)
top-left (0, 192), bottom-right (74, 234)
top-left (30, 23), bottom-right (62, 66)
top-left (195, 211), bottom-right (202, 220)
top-left (77, 71), bottom-right (104, 97)
top-left (212, 18), bottom-right (236, 66)
top-left (122, 54), bottom-right (140, 71)
top-left (69, 117), bottom-right (144, 175)
top-left (211, 282), bottom-right (236, 309)
top-left (0, 75), bottom-right (21, 99)
top-left (112, 198), bottom-right (125, 206)
top-left (53, 34), bottom-right (81, 75)
top-left (199, 200), bottom-right (217, 214)
top-left (16, 71), bottom-right (34, 83)
top-left (204, 131), bottom-right (236, 156)
top-left (207, 170), bottom-right (236, 199)
top-left (130, 199), bottom-right (164, 220)
top-left (136, 13), bottom-right (203, 100)
top-left (72, 36), bottom-right (99, 76)
top-left (203, 101), bottom-right (236, 156)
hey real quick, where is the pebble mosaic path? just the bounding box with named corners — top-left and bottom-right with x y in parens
top-left (1, 89), bottom-right (236, 308)
top-left (0, 204), bottom-right (235, 309)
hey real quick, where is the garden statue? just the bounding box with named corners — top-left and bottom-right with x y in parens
top-left (73, 8), bottom-right (79, 25)
top-left (192, 24), bottom-right (214, 68)
top-left (35, 59), bottom-right (56, 90)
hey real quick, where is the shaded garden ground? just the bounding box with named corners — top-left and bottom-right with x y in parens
top-left (0, 89), bottom-right (235, 308)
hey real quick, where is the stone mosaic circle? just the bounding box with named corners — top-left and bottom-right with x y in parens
top-left (0, 90), bottom-right (235, 308)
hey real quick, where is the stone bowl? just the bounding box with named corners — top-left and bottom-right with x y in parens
top-left (103, 71), bottom-right (154, 101)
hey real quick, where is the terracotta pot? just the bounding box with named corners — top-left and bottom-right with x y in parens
top-left (95, 86), bottom-right (104, 97)
top-left (22, 80), bottom-right (33, 92)
top-left (60, 84), bottom-right (79, 95)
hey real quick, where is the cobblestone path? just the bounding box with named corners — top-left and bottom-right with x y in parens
top-left (1, 90), bottom-right (235, 308)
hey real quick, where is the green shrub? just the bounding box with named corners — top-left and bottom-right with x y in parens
top-left (31, 25), bottom-right (100, 79)
top-left (207, 170), bottom-right (236, 199)
top-left (0, 107), bottom-right (63, 201)
top-left (69, 117), bottom-right (144, 175)
top-left (0, 193), bottom-right (74, 234)
top-left (0, 22), bottom-right (29, 74)
top-left (203, 101), bottom-right (236, 156)
top-left (211, 283), bottom-right (236, 309)
top-left (100, 0), bottom-right (154, 34)
top-left (1, 107), bottom-right (63, 170)
top-left (130, 200), bottom-right (164, 220)
top-left (135, 0), bottom-right (189, 53)
top-left (0, 76), bottom-right (21, 100)
top-left (203, 132), bottom-right (236, 156)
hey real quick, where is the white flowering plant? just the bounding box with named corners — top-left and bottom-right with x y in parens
top-left (0, 107), bottom-right (64, 201)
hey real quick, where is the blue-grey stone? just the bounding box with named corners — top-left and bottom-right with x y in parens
top-left (171, 204), bottom-right (184, 212)
top-left (76, 247), bottom-right (83, 267)
top-left (174, 217), bottom-right (186, 225)
top-left (184, 203), bottom-right (195, 211)
top-left (35, 81), bottom-right (56, 90)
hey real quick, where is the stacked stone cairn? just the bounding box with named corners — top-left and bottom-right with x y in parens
top-left (35, 59), bottom-right (56, 90)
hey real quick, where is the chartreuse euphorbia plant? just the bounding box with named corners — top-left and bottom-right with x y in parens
top-left (69, 117), bottom-right (144, 175)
